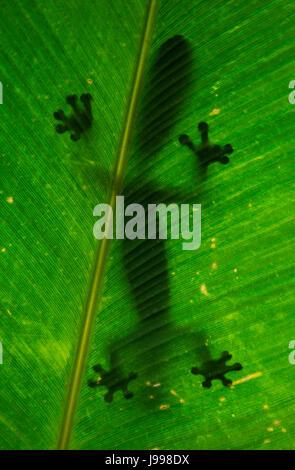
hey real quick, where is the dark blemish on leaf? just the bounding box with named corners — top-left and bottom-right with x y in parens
top-left (191, 350), bottom-right (242, 388)
top-left (54, 93), bottom-right (93, 141)
top-left (88, 362), bottom-right (137, 403)
top-left (179, 122), bottom-right (233, 167)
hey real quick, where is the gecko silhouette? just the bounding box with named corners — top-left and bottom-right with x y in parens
top-left (89, 36), bottom-right (237, 402)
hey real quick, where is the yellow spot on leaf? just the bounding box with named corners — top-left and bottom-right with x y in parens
top-left (160, 404), bottom-right (170, 410)
top-left (201, 284), bottom-right (209, 296)
top-left (209, 108), bottom-right (220, 116)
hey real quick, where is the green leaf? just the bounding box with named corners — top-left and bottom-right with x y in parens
top-left (1, 0), bottom-right (295, 450)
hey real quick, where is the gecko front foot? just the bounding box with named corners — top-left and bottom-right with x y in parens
top-left (54, 93), bottom-right (93, 141)
top-left (179, 122), bottom-right (233, 167)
